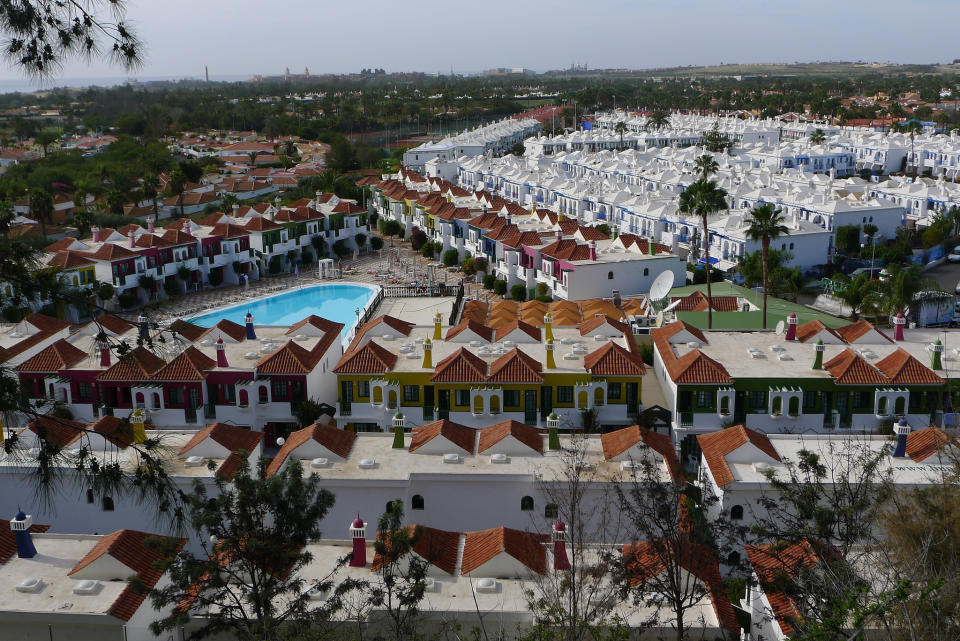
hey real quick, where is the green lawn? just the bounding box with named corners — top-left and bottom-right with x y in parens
top-left (667, 282), bottom-right (848, 330)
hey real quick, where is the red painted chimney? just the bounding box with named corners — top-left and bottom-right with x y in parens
top-left (893, 312), bottom-right (906, 341)
top-left (555, 228), bottom-right (562, 242)
top-left (588, 240), bottom-right (597, 261)
top-left (98, 339), bottom-right (111, 367)
top-left (552, 520), bottom-right (571, 571)
top-left (91, 226), bottom-right (100, 243)
top-left (349, 516), bottom-right (367, 568)
top-left (128, 229), bottom-right (136, 248)
top-left (215, 337), bottom-right (228, 367)
top-left (147, 216), bottom-right (154, 234)
top-left (785, 312), bottom-right (798, 341)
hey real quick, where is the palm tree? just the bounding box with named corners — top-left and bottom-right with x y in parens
top-left (744, 203), bottom-right (790, 328)
top-left (693, 154), bottom-right (719, 181)
top-left (810, 128), bottom-right (826, 145)
top-left (644, 108), bottom-right (670, 132)
top-left (678, 179), bottom-right (729, 329)
top-left (29, 187), bottom-right (54, 238)
top-left (834, 274), bottom-right (881, 321)
top-left (166, 167), bottom-right (187, 218)
top-left (881, 264), bottom-right (939, 318)
top-left (141, 173), bottom-right (160, 217)
top-left (614, 121), bottom-right (627, 150)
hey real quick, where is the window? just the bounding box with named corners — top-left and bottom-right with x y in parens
top-left (643, 268), bottom-right (649, 276)
top-left (748, 391), bottom-right (766, 410)
top-left (272, 380), bottom-right (289, 398)
top-left (803, 391), bottom-right (818, 410)
top-left (504, 390), bottom-right (520, 407)
top-left (607, 382), bottom-right (622, 400)
top-left (607, 271), bottom-right (614, 279)
top-left (358, 381), bottom-right (370, 398)
top-left (455, 389), bottom-right (470, 407)
top-left (403, 386), bottom-right (419, 402)
top-left (696, 391), bottom-right (714, 410)
top-left (102, 497), bottom-right (115, 512)
top-left (86, 489), bottom-right (94, 504)
top-left (544, 503), bottom-right (558, 519)
top-left (521, 496), bottom-right (534, 511)
top-left (557, 386), bottom-right (574, 403)
top-left (77, 382), bottom-right (92, 400)
top-left (411, 494), bottom-right (424, 510)
top-left (853, 391), bottom-right (868, 410)
top-left (259, 386), bottom-right (269, 404)
top-left (169, 387), bottom-right (184, 405)
top-left (727, 551), bottom-right (741, 566)
top-left (730, 505), bottom-right (744, 520)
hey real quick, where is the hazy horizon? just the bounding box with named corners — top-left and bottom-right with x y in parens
top-left (0, 0), bottom-right (958, 86)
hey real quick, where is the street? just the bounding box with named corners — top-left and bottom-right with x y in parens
top-left (924, 261), bottom-right (960, 294)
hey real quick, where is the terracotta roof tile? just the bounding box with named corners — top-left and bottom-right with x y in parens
top-left (669, 291), bottom-right (738, 312)
top-left (794, 319), bottom-right (843, 343)
top-left (266, 423), bottom-right (357, 476)
top-left (600, 425), bottom-right (683, 481)
top-left (460, 527), bottom-right (547, 575)
top-left (92, 313), bottom-right (133, 335)
top-left (696, 425), bottom-right (781, 487)
top-left (445, 319), bottom-right (495, 342)
top-left (875, 348), bottom-right (943, 385)
top-left (46, 250), bottom-right (95, 268)
top-left (744, 541), bottom-right (823, 635)
top-left (21, 414), bottom-right (87, 448)
top-left (15, 339), bottom-right (87, 372)
top-left (169, 319), bottom-right (206, 342)
top-left (835, 319), bottom-right (891, 344)
top-left (579, 315), bottom-right (631, 336)
top-left (200, 319), bottom-right (247, 343)
top-left (23, 313), bottom-right (71, 334)
top-left (152, 347), bottom-right (216, 381)
top-left (0, 518), bottom-right (49, 564)
top-left (98, 347), bottom-right (166, 381)
top-left (347, 315), bottom-right (415, 351)
top-left (487, 347), bottom-right (543, 383)
top-left (372, 526), bottom-right (461, 575)
top-left (333, 341), bottom-right (398, 374)
top-left (257, 341), bottom-right (317, 374)
top-left (410, 419), bottom-right (477, 453)
top-left (583, 341), bottom-right (646, 376)
top-left (431, 347), bottom-right (489, 382)
top-left (494, 320), bottom-right (541, 342)
top-left (823, 348), bottom-right (889, 385)
top-left (179, 422), bottom-right (263, 458)
top-left (476, 420), bottom-right (544, 454)
top-left (906, 426), bottom-right (951, 462)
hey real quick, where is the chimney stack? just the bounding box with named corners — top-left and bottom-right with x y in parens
top-left (10, 511), bottom-right (37, 559)
top-left (785, 312), bottom-right (798, 341)
top-left (545, 338), bottom-right (556, 369)
top-left (98, 338), bottom-right (111, 367)
top-left (543, 312), bottom-right (554, 343)
top-left (552, 520), bottom-right (571, 571)
top-left (932, 339), bottom-right (944, 370)
top-left (147, 216), bottom-right (155, 234)
top-left (91, 226), bottom-right (100, 243)
top-left (244, 312), bottom-right (257, 340)
top-left (216, 337), bottom-right (228, 368)
top-left (893, 312), bottom-right (906, 341)
top-left (392, 412), bottom-right (405, 448)
top-left (589, 240), bottom-right (597, 261)
top-left (232, 204), bottom-right (239, 218)
top-left (349, 516), bottom-right (367, 567)
top-left (315, 190), bottom-right (322, 209)
top-left (892, 418), bottom-right (910, 458)
top-left (555, 228), bottom-right (562, 242)
top-left (422, 338), bottom-right (432, 369)
top-left (433, 313), bottom-right (443, 340)
top-left (137, 313), bottom-right (149, 342)
top-left (128, 229), bottom-right (136, 248)
top-left (812, 339), bottom-right (825, 370)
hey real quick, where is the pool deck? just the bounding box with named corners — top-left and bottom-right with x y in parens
top-left (377, 297), bottom-right (456, 325)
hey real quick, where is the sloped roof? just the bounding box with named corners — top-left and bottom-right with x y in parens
top-left (823, 348), bottom-right (889, 385)
top-left (476, 420), bottom-right (544, 454)
top-left (431, 347), bottom-right (488, 382)
top-left (583, 341), bottom-right (646, 376)
top-left (409, 419), bottom-right (477, 453)
top-left (178, 422), bottom-right (263, 457)
top-left (98, 347), bottom-right (166, 381)
top-left (266, 423), bottom-right (356, 476)
top-left (906, 426), bottom-right (951, 462)
top-left (744, 541), bottom-right (823, 636)
top-left (24, 414), bottom-right (87, 448)
top-left (579, 314), bottom-right (631, 336)
top-left (0, 518), bottom-right (49, 564)
top-left (445, 319), bottom-right (495, 342)
top-left (257, 341), bottom-right (317, 375)
top-left (794, 319), bottom-right (843, 343)
top-left (92, 313), bottom-right (133, 335)
top-left (834, 319), bottom-right (891, 344)
top-left (460, 527), bottom-right (548, 575)
top-left (200, 319), bottom-right (247, 343)
top-left (487, 347), bottom-right (543, 383)
top-left (348, 315), bottom-right (415, 351)
top-left (494, 319), bottom-right (541, 342)
top-left (600, 425), bottom-right (683, 481)
top-left (875, 348), bottom-right (943, 385)
top-left (169, 319), bottom-right (206, 342)
top-left (696, 425), bottom-right (781, 487)
top-left (669, 291), bottom-right (739, 312)
top-left (333, 341), bottom-right (398, 374)
top-left (371, 526), bottom-right (461, 575)
top-left (15, 339), bottom-right (87, 372)
top-left (152, 347), bottom-right (216, 381)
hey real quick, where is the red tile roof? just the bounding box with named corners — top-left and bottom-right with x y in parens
top-left (431, 347), bottom-right (489, 382)
top-left (460, 527), bottom-right (547, 575)
top-left (347, 315), bottom-right (415, 351)
top-left (179, 422), bottom-right (263, 458)
top-left (835, 319), bottom-right (891, 344)
top-left (152, 347), bottom-right (216, 381)
top-left (823, 348), bottom-right (889, 385)
top-left (540, 238), bottom-right (592, 261)
top-left (475, 420), bottom-right (543, 454)
top-left (906, 426), bottom-right (951, 462)
top-left (97, 347), bottom-right (166, 381)
top-left (333, 341), bottom-right (398, 374)
top-left (69, 529), bottom-right (187, 621)
top-left (257, 341), bottom-right (318, 374)
top-left (445, 319), bottom-right (495, 342)
top-left (744, 541), bottom-right (823, 635)
top-left (93, 313), bottom-right (134, 335)
top-left (0, 518), bottom-right (49, 564)
top-left (371, 525), bottom-right (461, 575)
top-left (696, 425), bottom-right (781, 487)
top-left (794, 319), bottom-right (843, 343)
top-left (266, 423), bottom-right (357, 476)
top-left (46, 250), bottom-right (95, 268)
top-left (583, 341), bottom-right (646, 376)
top-left (875, 348), bottom-right (943, 385)
top-left (22, 414), bottom-right (87, 448)
top-left (201, 319), bottom-right (247, 343)
top-left (410, 419), bottom-right (477, 453)
top-left (169, 319), bottom-right (206, 342)
top-left (669, 291), bottom-right (739, 312)
top-left (600, 425), bottom-right (683, 481)
top-left (487, 347), bottom-right (544, 383)
top-left (494, 319), bottom-right (541, 342)
top-left (14, 339), bottom-right (87, 372)
top-left (579, 315), bottom-right (631, 336)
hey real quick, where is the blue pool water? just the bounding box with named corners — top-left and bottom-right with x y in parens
top-left (188, 284), bottom-right (378, 337)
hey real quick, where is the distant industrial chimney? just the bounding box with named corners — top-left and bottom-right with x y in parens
top-left (10, 511), bottom-right (37, 559)
top-left (349, 516), bottom-right (367, 567)
top-left (244, 312), bottom-right (256, 340)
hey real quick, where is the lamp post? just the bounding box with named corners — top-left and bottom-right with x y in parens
top-left (861, 233), bottom-right (877, 279)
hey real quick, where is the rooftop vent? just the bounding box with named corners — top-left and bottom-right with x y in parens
top-left (469, 340), bottom-right (482, 347)
top-left (475, 577), bottom-right (498, 593)
top-left (310, 458), bottom-right (330, 468)
top-left (405, 352), bottom-right (420, 359)
top-left (443, 453), bottom-right (461, 464)
top-left (294, 334), bottom-right (308, 341)
top-left (73, 579), bottom-right (101, 595)
top-left (595, 334), bottom-right (605, 341)
top-left (16, 578), bottom-right (43, 593)
top-left (575, 460), bottom-right (593, 471)
top-left (244, 352), bottom-right (258, 359)
top-left (753, 462), bottom-right (773, 473)
top-left (358, 458), bottom-right (377, 470)
top-left (778, 353), bottom-right (794, 361)
top-left (306, 587), bottom-right (329, 601)
top-left (490, 453), bottom-right (509, 464)
top-left (422, 577), bottom-right (439, 592)
top-left (199, 339), bottom-right (212, 346)
top-left (382, 334), bottom-right (395, 341)
top-left (184, 455), bottom-right (205, 467)
top-left (620, 460), bottom-right (640, 471)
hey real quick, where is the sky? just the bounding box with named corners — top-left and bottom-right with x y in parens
top-left (2, 0), bottom-right (960, 83)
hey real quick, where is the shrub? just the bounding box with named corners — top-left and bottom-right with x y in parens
top-left (409, 226), bottom-right (427, 251)
top-left (462, 256), bottom-right (476, 275)
top-left (482, 274), bottom-right (496, 290)
top-left (269, 256), bottom-right (283, 274)
top-left (443, 249), bottom-right (459, 267)
top-left (208, 269), bottom-right (223, 287)
top-left (493, 280), bottom-right (507, 296)
top-left (39, 303), bottom-right (57, 317)
top-left (355, 232), bottom-right (367, 249)
top-left (163, 279), bottom-right (180, 297)
top-left (177, 265), bottom-right (192, 281)
top-left (380, 219), bottom-right (403, 238)
top-left (117, 291), bottom-right (137, 309)
top-left (535, 282), bottom-right (550, 298)
top-left (301, 249), bottom-right (314, 264)
top-left (420, 242), bottom-right (436, 259)
top-left (2, 305), bottom-right (22, 323)
top-left (473, 257), bottom-right (488, 273)
top-left (333, 239), bottom-right (351, 258)
top-left (97, 282), bottom-right (115, 300)
top-left (510, 284), bottom-right (526, 301)
top-left (535, 295), bottom-right (553, 303)
top-left (638, 343), bottom-right (654, 365)
top-left (371, 236), bottom-right (384, 251)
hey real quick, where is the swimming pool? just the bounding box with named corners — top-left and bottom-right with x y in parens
top-left (188, 283), bottom-right (379, 337)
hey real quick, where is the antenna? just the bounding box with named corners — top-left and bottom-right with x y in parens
top-left (775, 320), bottom-right (785, 335)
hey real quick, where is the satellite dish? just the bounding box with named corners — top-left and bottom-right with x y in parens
top-left (775, 320), bottom-right (785, 335)
top-left (649, 271), bottom-right (673, 302)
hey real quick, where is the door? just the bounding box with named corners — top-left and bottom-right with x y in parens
top-left (437, 389), bottom-right (450, 420)
top-left (524, 389), bottom-right (538, 424)
top-left (540, 386), bottom-right (553, 420)
top-left (341, 381), bottom-right (353, 416)
top-left (734, 391), bottom-right (746, 424)
top-left (626, 383), bottom-right (639, 418)
top-left (423, 385), bottom-right (434, 421)
top-left (186, 387), bottom-right (200, 424)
